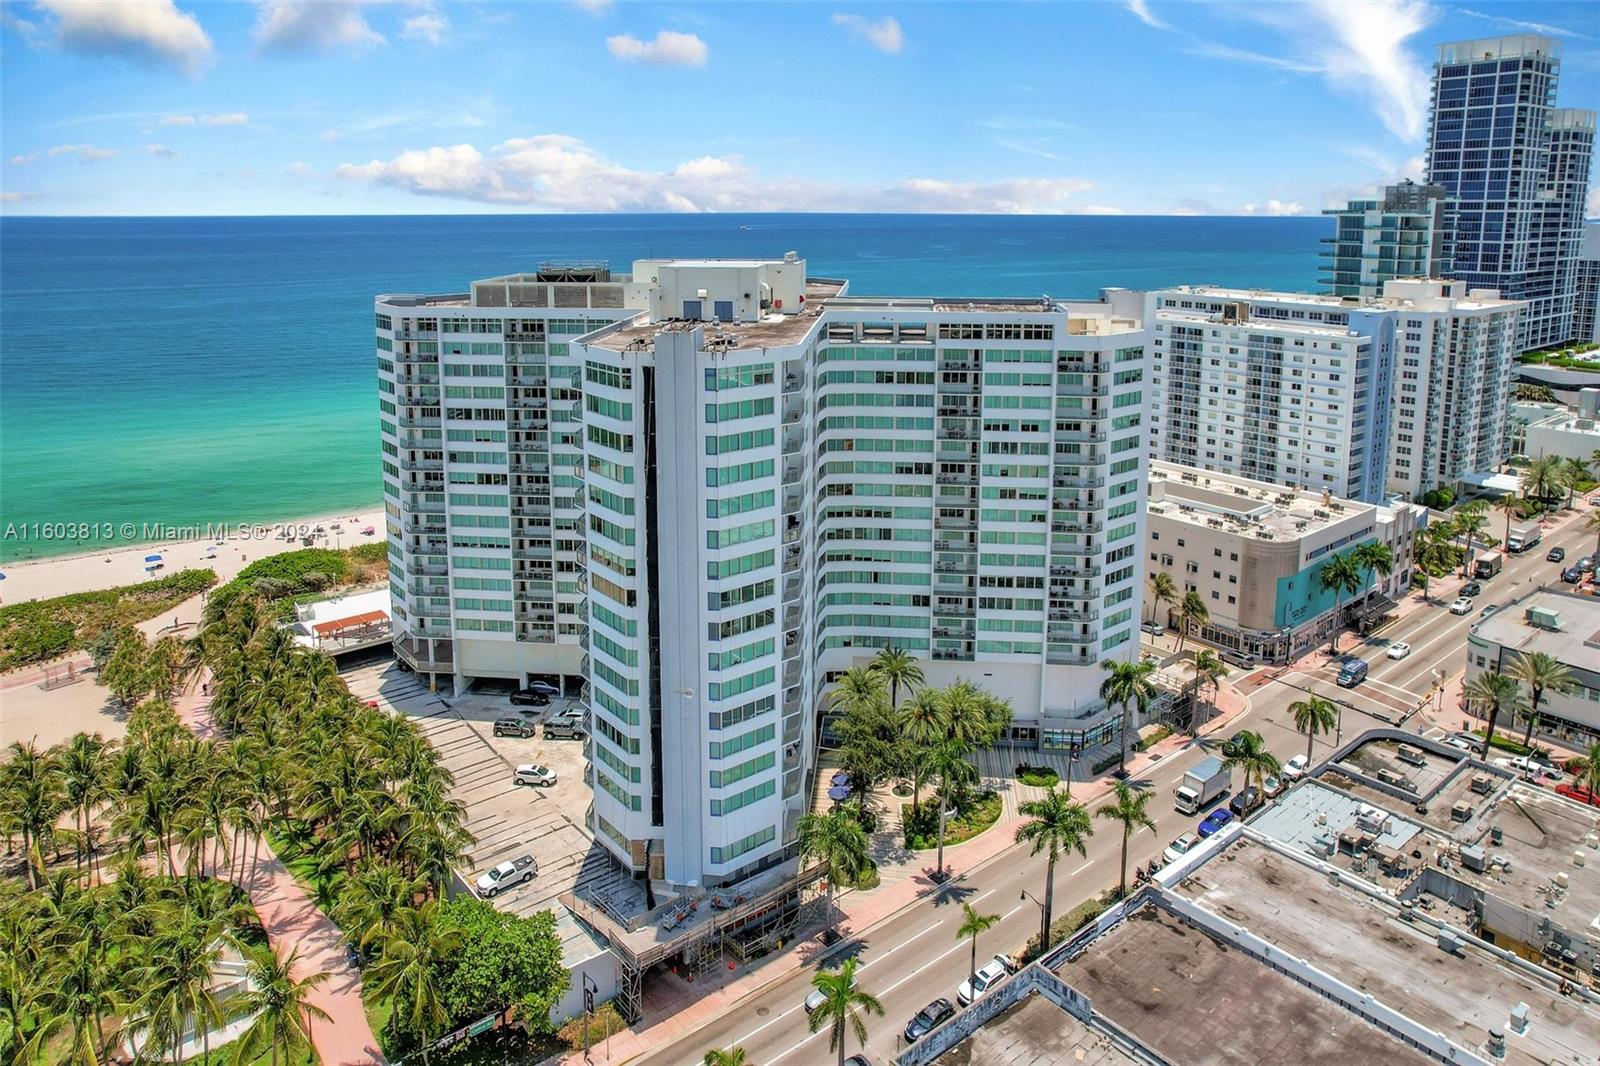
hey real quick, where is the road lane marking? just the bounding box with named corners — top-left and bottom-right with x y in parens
top-left (1070, 860), bottom-right (1093, 875)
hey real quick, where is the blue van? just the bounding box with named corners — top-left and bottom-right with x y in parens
top-left (1336, 658), bottom-right (1368, 687)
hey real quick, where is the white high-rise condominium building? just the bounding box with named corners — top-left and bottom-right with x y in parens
top-left (1426, 35), bottom-right (1595, 351)
top-left (1146, 287), bottom-right (1397, 503)
top-left (1574, 222), bottom-right (1600, 345)
top-left (378, 257), bottom-right (1151, 890)
top-left (1380, 279), bottom-right (1522, 501)
top-left (1146, 282), bottom-right (1521, 506)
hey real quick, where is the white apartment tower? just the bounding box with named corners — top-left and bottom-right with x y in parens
top-left (1146, 287), bottom-right (1397, 503)
top-left (1320, 181), bottom-right (1452, 299)
top-left (378, 257), bottom-right (1151, 890)
top-left (1380, 279), bottom-right (1522, 501)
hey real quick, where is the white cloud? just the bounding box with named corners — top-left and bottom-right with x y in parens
top-left (201, 112), bottom-right (250, 126)
top-left (252, 1), bottom-right (385, 53)
top-left (573, 0), bottom-right (614, 13)
top-left (606, 30), bottom-right (708, 67)
top-left (34, 0), bottom-right (214, 76)
top-left (1125, 1), bottom-right (1168, 30)
top-left (337, 133), bottom-right (1101, 213)
top-left (143, 144), bottom-right (177, 158)
top-left (831, 14), bottom-right (903, 55)
top-left (160, 114), bottom-right (197, 126)
top-left (47, 144), bottom-right (118, 162)
top-left (1241, 199), bottom-right (1307, 216)
top-left (1588, 187), bottom-right (1600, 219)
top-left (285, 160), bottom-right (316, 176)
top-left (9, 153), bottom-right (40, 165)
top-left (1201, 1), bottom-right (1436, 142)
top-left (402, 12), bottom-right (447, 45)
top-left (1457, 8), bottom-right (1592, 41)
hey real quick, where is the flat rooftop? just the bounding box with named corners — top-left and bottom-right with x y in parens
top-left (1149, 463), bottom-right (1370, 540)
top-left (1054, 904), bottom-right (1435, 1065)
top-left (1247, 779), bottom-right (1427, 886)
top-left (932, 992), bottom-right (1141, 1066)
top-left (1173, 839), bottom-right (1600, 1064)
top-left (1472, 588), bottom-right (1600, 665)
top-left (1455, 782), bottom-right (1600, 927)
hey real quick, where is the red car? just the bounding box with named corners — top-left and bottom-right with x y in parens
top-left (1555, 782), bottom-right (1600, 808)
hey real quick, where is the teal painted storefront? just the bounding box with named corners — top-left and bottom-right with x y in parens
top-left (1272, 542), bottom-right (1380, 630)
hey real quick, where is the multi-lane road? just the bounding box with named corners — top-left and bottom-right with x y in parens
top-left (638, 513), bottom-right (1593, 1066)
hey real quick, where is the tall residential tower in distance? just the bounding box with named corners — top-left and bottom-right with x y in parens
top-left (377, 257), bottom-right (1151, 890)
top-left (1425, 35), bottom-right (1596, 351)
top-left (1320, 180), bottom-right (1452, 299)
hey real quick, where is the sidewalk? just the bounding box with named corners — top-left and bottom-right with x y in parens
top-left (177, 676), bottom-right (385, 1065)
top-left (561, 679), bottom-right (1253, 1065)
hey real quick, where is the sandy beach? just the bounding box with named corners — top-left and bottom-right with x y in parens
top-left (0, 505), bottom-right (389, 604)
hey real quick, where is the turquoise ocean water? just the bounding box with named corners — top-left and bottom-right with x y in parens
top-left (0, 214), bottom-right (1328, 561)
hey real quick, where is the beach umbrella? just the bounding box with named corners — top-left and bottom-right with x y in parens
top-left (144, 554), bottom-right (162, 562)
top-left (827, 784), bottom-right (851, 802)
top-left (830, 771), bottom-right (850, 786)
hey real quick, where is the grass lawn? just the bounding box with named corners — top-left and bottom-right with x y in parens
top-left (0, 567), bottom-right (217, 670)
top-left (1015, 764), bottom-right (1059, 788)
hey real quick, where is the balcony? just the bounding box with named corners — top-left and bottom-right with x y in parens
top-left (1054, 428), bottom-right (1107, 444)
top-left (932, 603), bottom-right (971, 617)
top-left (394, 372), bottom-right (440, 386)
top-left (515, 545), bottom-right (554, 561)
top-left (1052, 474), bottom-right (1105, 489)
top-left (1051, 519), bottom-right (1103, 536)
top-left (1048, 606), bottom-right (1099, 623)
top-left (934, 516), bottom-right (975, 531)
top-left (398, 415), bottom-right (441, 430)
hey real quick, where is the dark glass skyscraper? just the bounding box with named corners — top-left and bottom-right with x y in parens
top-left (1425, 35), bottom-right (1595, 351)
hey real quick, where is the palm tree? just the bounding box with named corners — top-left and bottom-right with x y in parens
top-left (1289, 696), bottom-right (1338, 763)
top-left (1587, 509), bottom-right (1600, 560)
top-left (1463, 671), bottom-right (1528, 759)
top-left (703, 1049), bottom-right (749, 1066)
top-left (29, 936), bottom-right (121, 1066)
top-left (1014, 789), bottom-right (1093, 953)
top-left (1220, 730), bottom-right (1281, 794)
top-left (1316, 551), bottom-right (1364, 655)
top-left (828, 666), bottom-right (887, 719)
top-left (868, 646), bottom-right (923, 710)
top-left (59, 732), bottom-right (112, 884)
top-left (1521, 454), bottom-right (1561, 504)
top-left (1350, 541), bottom-right (1395, 604)
top-left (1096, 780), bottom-right (1156, 898)
top-left (1099, 659), bottom-right (1158, 775)
top-left (1491, 494), bottom-right (1524, 549)
top-left (1454, 510), bottom-right (1487, 578)
top-left (339, 861), bottom-right (421, 948)
top-left (797, 809), bottom-right (870, 944)
top-left (956, 902), bottom-right (1001, 987)
top-left (1503, 652), bottom-right (1574, 749)
top-left (924, 739), bottom-right (977, 879)
top-left (231, 944), bottom-right (332, 1066)
top-left (1175, 590), bottom-right (1208, 651)
top-left (367, 901), bottom-right (463, 1066)
top-left (899, 688), bottom-right (946, 819)
top-left (1413, 524), bottom-right (1454, 602)
top-left (1147, 572), bottom-right (1176, 626)
top-left (806, 957), bottom-right (883, 1066)
top-left (131, 914), bottom-right (234, 1064)
top-left (1561, 457), bottom-right (1590, 509)
top-left (1571, 741), bottom-right (1600, 798)
top-left (1, 740), bottom-right (65, 889)
top-left (1186, 651), bottom-right (1227, 729)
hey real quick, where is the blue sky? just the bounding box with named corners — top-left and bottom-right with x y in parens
top-left (2, 0), bottom-right (1596, 215)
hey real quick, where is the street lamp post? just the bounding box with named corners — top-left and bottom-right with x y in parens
top-left (1020, 889), bottom-right (1046, 948)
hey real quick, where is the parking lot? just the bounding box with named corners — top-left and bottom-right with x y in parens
top-left (341, 661), bottom-right (637, 920)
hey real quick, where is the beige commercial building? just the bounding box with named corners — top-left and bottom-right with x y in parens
top-left (1145, 461), bottom-right (1421, 663)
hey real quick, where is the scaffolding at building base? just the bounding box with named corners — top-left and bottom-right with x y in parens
top-left (564, 860), bottom-right (829, 1024)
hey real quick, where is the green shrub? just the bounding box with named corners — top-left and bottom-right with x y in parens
top-left (1015, 764), bottom-right (1060, 788)
top-left (237, 548), bottom-right (352, 590)
top-left (902, 790), bottom-right (1001, 849)
top-left (0, 568), bottom-right (216, 671)
top-left (1134, 726), bottom-right (1173, 752)
top-left (1090, 753), bottom-right (1121, 775)
top-left (1019, 889), bottom-right (1118, 963)
top-left (1470, 729), bottom-right (1546, 758)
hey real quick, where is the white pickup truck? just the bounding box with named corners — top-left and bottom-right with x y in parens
top-left (476, 855), bottom-right (537, 898)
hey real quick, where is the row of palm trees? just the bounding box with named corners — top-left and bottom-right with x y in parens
top-left (0, 589), bottom-right (477, 1062)
top-left (0, 857), bottom-right (328, 1065)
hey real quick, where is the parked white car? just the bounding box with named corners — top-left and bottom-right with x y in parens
top-left (1163, 832), bottom-right (1200, 866)
top-left (804, 987), bottom-right (828, 1014)
top-left (957, 955), bottom-right (1012, 1006)
top-left (1281, 754), bottom-right (1309, 780)
top-left (512, 763), bottom-right (557, 787)
top-left (1386, 642), bottom-right (1411, 660)
top-left (1443, 734), bottom-right (1478, 753)
top-left (1449, 598), bottom-right (1473, 615)
top-left (1493, 755), bottom-right (1559, 780)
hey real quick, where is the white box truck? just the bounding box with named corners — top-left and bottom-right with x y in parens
top-left (1175, 755), bottom-right (1230, 814)
top-left (1506, 523), bottom-right (1541, 553)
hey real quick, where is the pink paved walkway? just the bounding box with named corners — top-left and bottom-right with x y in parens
top-left (562, 681), bottom-right (1254, 1064)
top-left (178, 677), bottom-right (385, 1065)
